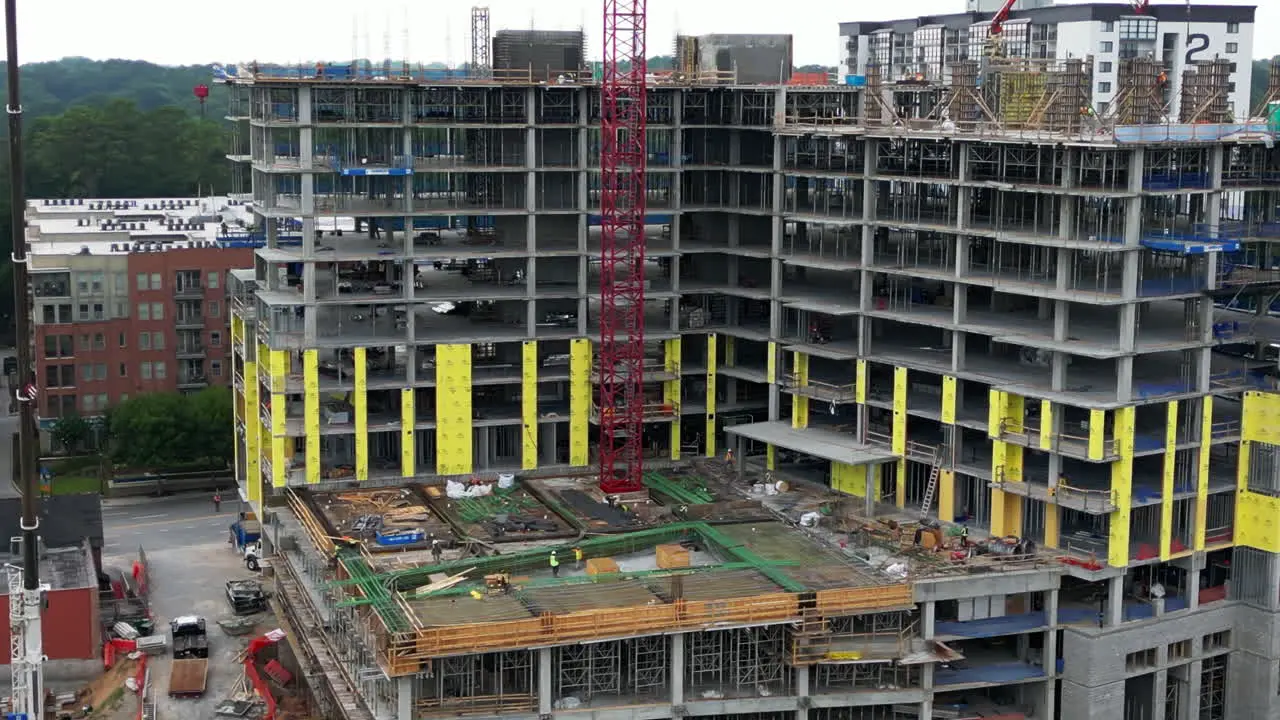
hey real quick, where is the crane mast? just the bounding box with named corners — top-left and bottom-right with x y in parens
top-left (597, 0), bottom-right (648, 494)
top-left (5, 0), bottom-right (46, 716)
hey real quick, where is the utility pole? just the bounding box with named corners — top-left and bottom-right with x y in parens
top-left (6, 0), bottom-right (46, 715)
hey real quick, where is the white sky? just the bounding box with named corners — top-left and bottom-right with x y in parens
top-left (10, 0), bottom-right (1280, 67)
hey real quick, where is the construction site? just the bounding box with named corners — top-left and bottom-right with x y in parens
top-left (223, 3), bottom-right (1280, 719)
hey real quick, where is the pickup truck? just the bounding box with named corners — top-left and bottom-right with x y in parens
top-left (169, 616), bottom-right (209, 697)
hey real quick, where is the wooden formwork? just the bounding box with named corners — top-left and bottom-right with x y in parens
top-left (416, 695), bottom-right (537, 716)
top-left (381, 592), bottom-right (804, 667)
top-left (816, 584), bottom-right (914, 615)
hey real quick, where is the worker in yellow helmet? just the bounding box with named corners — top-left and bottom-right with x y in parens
top-left (549, 550), bottom-right (560, 578)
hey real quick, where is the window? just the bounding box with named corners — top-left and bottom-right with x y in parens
top-left (41, 306), bottom-right (55, 324)
top-left (211, 361), bottom-right (223, 377)
top-left (1226, 42), bottom-right (1238, 54)
top-left (208, 301), bottom-right (220, 317)
top-left (149, 273), bottom-right (161, 290)
top-left (119, 363), bottom-right (127, 377)
top-left (93, 333), bottom-right (105, 350)
top-left (58, 366), bottom-right (74, 387)
top-left (114, 273), bottom-right (127, 294)
top-left (154, 362), bottom-right (167, 380)
top-left (82, 395), bottom-right (95, 412)
top-left (1099, 61), bottom-right (1112, 73)
top-left (94, 363), bottom-right (107, 381)
top-left (138, 303), bottom-right (150, 321)
top-left (77, 303), bottom-right (90, 321)
top-left (151, 302), bottom-right (164, 321)
top-left (1098, 101), bottom-right (1110, 116)
top-left (139, 333), bottom-right (151, 351)
top-left (207, 271), bottom-right (220, 289)
top-left (1228, 82), bottom-right (1236, 93)
top-left (210, 331), bottom-right (222, 347)
top-left (96, 393), bottom-right (107, 411)
top-left (151, 332), bottom-right (165, 350)
top-left (1099, 81), bottom-right (1112, 94)
top-left (92, 303), bottom-right (104, 320)
top-left (1100, 41), bottom-right (1114, 53)
top-left (113, 302), bottom-right (128, 319)
top-left (140, 362), bottom-right (152, 380)
top-left (80, 365), bottom-right (94, 382)
top-left (136, 273), bottom-right (148, 291)
top-left (1228, 21), bottom-right (1240, 34)
top-left (77, 334), bottom-right (90, 352)
top-left (1102, 21), bottom-right (1114, 32)
top-left (90, 272), bottom-right (104, 294)
top-left (118, 332), bottom-right (126, 348)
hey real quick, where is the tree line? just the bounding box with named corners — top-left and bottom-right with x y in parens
top-left (51, 387), bottom-right (234, 470)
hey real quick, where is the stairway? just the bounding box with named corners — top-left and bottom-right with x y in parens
top-left (918, 445), bottom-right (946, 518)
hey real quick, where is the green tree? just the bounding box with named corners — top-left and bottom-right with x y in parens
top-left (108, 393), bottom-right (197, 468)
top-left (188, 386), bottom-right (235, 468)
top-left (49, 415), bottom-right (93, 454)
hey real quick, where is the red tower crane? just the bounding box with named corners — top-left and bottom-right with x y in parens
top-left (597, 0), bottom-right (648, 494)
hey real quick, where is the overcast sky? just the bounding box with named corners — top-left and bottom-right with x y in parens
top-left (11, 0), bottom-right (1280, 67)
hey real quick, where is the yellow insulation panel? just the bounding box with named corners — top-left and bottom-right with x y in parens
top-left (1088, 408), bottom-right (1106, 460)
top-left (666, 338), bottom-right (682, 461)
top-left (987, 389), bottom-right (1004, 438)
top-left (941, 376), bottom-right (956, 425)
top-left (354, 348), bottom-right (368, 481)
top-left (436, 344), bottom-right (474, 476)
top-left (706, 334), bottom-right (718, 458)
top-left (793, 352), bottom-right (809, 429)
top-left (1159, 401), bottom-right (1177, 560)
top-left (1243, 391), bottom-right (1280, 443)
top-left (569, 339), bottom-right (592, 467)
top-left (891, 367), bottom-right (907, 455)
top-left (1195, 397), bottom-right (1213, 550)
top-left (242, 360), bottom-right (261, 510)
top-left (1106, 406), bottom-right (1135, 568)
top-left (522, 341), bottom-right (538, 471)
top-left (937, 470), bottom-right (955, 522)
top-left (767, 342), bottom-right (777, 384)
top-left (400, 389), bottom-right (416, 478)
top-left (855, 360), bottom-right (867, 405)
top-left (1039, 400), bottom-right (1053, 451)
top-left (832, 463), bottom-right (874, 499)
top-left (303, 350), bottom-right (320, 484)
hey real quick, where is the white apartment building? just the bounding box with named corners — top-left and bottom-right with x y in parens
top-left (839, 2), bottom-right (1257, 119)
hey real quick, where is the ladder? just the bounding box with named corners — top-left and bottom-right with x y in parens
top-left (918, 445), bottom-right (946, 518)
top-left (141, 698), bottom-right (157, 720)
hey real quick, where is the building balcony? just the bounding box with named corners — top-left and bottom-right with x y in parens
top-left (174, 283), bottom-right (204, 299)
top-left (177, 373), bottom-right (208, 389)
top-left (176, 344), bottom-right (206, 359)
top-left (175, 314), bottom-right (205, 329)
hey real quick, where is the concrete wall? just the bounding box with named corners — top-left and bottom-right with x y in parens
top-left (1060, 602), bottom-right (1235, 720)
top-left (692, 35), bottom-right (794, 85)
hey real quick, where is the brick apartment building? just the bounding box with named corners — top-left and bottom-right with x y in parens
top-left (26, 197), bottom-right (258, 446)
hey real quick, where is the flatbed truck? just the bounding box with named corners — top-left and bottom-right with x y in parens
top-left (169, 615), bottom-right (209, 697)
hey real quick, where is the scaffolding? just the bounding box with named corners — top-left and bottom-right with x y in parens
top-left (1114, 56), bottom-right (1166, 126)
top-left (1180, 59), bottom-right (1233, 125)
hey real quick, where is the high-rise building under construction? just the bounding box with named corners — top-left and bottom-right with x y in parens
top-left (225, 6), bottom-right (1280, 719)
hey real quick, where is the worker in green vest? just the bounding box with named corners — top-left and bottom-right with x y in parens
top-left (573, 547), bottom-right (584, 569)
top-left (549, 550), bottom-right (560, 577)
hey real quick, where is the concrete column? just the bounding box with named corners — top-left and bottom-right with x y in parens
top-left (538, 647), bottom-right (553, 715)
top-left (396, 675), bottom-right (414, 720)
top-left (1043, 589), bottom-right (1059, 665)
top-left (1186, 567), bottom-right (1201, 611)
top-left (1183, 659), bottom-right (1203, 720)
top-left (922, 600), bottom-right (936, 638)
top-left (794, 665), bottom-right (810, 720)
top-left (1106, 574), bottom-right (1125, 626)
top-left (671, 632), bottom-right (685, 709)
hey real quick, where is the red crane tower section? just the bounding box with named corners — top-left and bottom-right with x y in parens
top-left (598, 0), bottom-right (648, 494)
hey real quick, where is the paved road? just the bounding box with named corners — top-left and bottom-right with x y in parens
top-left (101, 492), bottom-right (238, 554)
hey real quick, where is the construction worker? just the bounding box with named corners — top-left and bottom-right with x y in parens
top-left (549, 551), bottom-right (560, 578)
top-left (213, 491), bottom-right (222, 513)
top-left (573, 547), bottom-right (584, 569)
top-left (724, 448), bottom-right (735, 468)
top-left (431, 539), bottom-right (442, 564)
